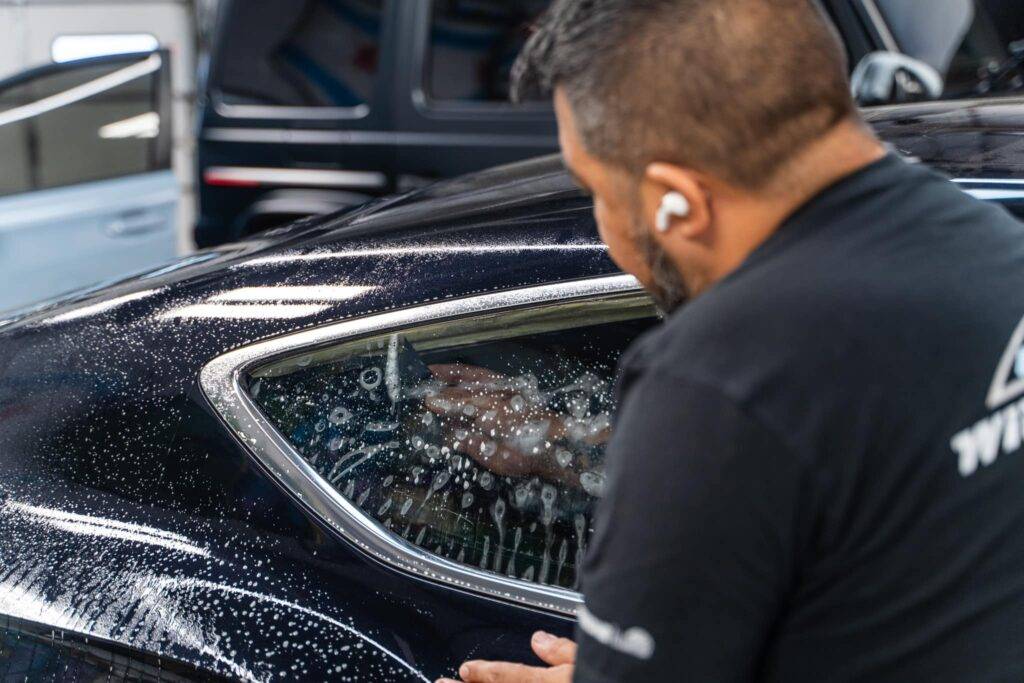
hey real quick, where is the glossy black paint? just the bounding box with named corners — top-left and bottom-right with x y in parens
top-left (2, 98), bottom-right (1024, 680)
top-left (868, 98), bottom-right (1024, 178)
top-left (0, 158), bottom-right (606, 681)
top-left (868, 97), bottom-right (1024, 217)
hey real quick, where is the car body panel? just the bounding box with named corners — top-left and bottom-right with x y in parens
top-left (2, 100), bottom-right (1024, 679)
top-left (0, 157), bottom-right (607, 680)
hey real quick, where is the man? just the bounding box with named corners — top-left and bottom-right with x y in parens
top-left (440, 1), bottom-right (1024, 681)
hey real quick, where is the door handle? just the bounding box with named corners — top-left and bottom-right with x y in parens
top-left (105, 212), bottom-right (167, 237)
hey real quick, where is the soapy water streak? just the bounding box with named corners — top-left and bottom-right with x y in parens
top-left (153, 577), bottom-right (431, 683)
top-left (2, 500), bottom-right (211, 558)
top-left (0, 499), bottom-right (429, 682)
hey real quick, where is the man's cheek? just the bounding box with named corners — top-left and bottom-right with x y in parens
top-left (594, 204), bottom-right (626, 254)
top-left (607, 240), bottom-right (654, 286)
top-left (596, 219), bottom-right (643, 278)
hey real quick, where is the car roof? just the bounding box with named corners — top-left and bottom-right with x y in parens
top-left (0, 154), bottom-right (612, 343)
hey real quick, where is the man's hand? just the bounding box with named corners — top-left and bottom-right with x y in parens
top-left (425, 364), bottom-right (567, 478)
top-left (437, 631), bottom-right (576, 683)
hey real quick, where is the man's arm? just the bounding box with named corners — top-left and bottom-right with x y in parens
top-left (573, 371), bottom-right (809, 682)
top-left (441, 371), bottom-right (811, 683)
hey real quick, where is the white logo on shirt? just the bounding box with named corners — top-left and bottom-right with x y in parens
top-left (951, 314), bottom-right (1024, 476)
top-left (985, 314), bottom-right (1024, 409)
top-left (577, 604), bottom-right (655, 660)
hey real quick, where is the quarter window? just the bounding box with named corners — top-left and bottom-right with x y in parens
top-left (247, 295), bottom-right (658, 592)
top-left (426, 0), bottom-right (550, 103)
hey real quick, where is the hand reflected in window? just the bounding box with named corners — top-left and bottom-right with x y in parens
top-left (424, 364), bottom-right (610, 492)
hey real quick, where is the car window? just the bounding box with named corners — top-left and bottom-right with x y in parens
top-left (426, 0), bottom-right (550, 104)
top-left (246, 294), bottom-right (658, 592)
top-left (0, 54), bottom-right (166, 198)
top-left (872, 0), bottom-right (1024, 99)
top-left (214, 0), bottom-right (384, 110)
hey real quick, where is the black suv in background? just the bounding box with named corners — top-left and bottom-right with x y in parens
top-left (195, 0), bottom-right (1024, 247)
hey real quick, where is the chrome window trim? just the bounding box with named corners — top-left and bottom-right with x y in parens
top-left (200, 274), bottom-right (643, 615)
top-left (201, 126), bottom-right (557, 149)
top-left (212, 97), bottom-right (372, 121)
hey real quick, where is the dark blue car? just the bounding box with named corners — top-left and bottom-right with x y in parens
top-left (2, 97), bottom-right (1024, 681)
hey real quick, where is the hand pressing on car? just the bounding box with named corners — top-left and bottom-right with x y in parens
top-left (425, 364), bottom-right (588, 683)
top-left (437, 631), bottom-right (577, 683)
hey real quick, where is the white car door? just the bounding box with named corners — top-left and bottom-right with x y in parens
top-left (0, 51), bottom-right (177, 313)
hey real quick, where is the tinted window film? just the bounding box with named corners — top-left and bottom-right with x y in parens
top-left (248, 296), bottom-right (658, 591)
top-left (215, 0), bottom-right (384, 109)
top-left (0, 55), bottom-right (165, 198)
top-left (427, 0), bottom-right (550, 103)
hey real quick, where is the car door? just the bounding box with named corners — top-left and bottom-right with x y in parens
top-left (0, 51), bottom-right (177, 314)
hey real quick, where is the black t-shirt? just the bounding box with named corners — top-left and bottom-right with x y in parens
top-left (574, 155), bottom-right (1024, 682)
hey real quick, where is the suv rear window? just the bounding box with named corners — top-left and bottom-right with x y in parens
top-left (426, 0), bottom-right (550, 103)
top-left (214, 0), bottom-right (384, 110)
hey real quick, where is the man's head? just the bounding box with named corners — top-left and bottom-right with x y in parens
top-left (513, 0), bottom-right (879, 312)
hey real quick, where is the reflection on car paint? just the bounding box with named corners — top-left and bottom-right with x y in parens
top-left (0, 483), bottom-right (429, 682)
top-left (212, 285), bottom-right (377, 302)
top-left (238, 242), bottom-right (608, 268)
top-left (39, 288), bottom-right (165, 325)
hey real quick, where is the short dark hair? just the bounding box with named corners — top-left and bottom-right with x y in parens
top-left (512, 0), bottom-right (856, 189)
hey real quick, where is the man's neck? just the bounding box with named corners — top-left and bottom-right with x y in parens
top-left (707, 117), bottom-right (887, 284)
top-left (779, 116), bottom-right (889, 208)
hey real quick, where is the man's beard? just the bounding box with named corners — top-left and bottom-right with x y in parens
top-left (634, 221), bottom-right (691, 316)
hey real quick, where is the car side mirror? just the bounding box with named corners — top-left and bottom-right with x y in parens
top-left (851, 51), bottom-right (945, 106)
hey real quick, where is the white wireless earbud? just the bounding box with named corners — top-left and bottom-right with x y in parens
top-left (655, 192), bottom-right (691, 233)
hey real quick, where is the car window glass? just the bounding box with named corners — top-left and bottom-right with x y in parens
top-left (0, 55), bottom-right (164, 198)
top-left (215, 0), bottom-right (384, 109)
top-left (874, 0), bottom-right (1024, 99)
top-left (426, 0), bottom-right (550, 104)
top-left (248, 295), bottom-right (658, 591)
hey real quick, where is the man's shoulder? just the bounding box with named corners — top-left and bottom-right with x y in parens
top-left (622, 166), bottom-right (1024, 409)
top-left (627, 276), bottom-right (843, 380)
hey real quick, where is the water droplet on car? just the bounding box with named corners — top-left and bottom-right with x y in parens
top-left (555, 449), bottom-right (573, 468)
top-left (432, 471), bottom-right (450, 491)
top-left (580, 471), bottom-right (606, 498)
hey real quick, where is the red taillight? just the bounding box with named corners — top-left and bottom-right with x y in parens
top-left (203, 170), bottom-right (260, 188)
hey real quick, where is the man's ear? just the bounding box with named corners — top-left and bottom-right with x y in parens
top-left (641, 163), bottom-right (711, 242)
